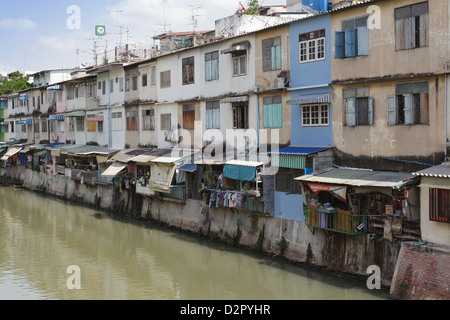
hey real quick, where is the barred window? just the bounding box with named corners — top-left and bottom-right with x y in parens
top-left (429, 188), bottom-right (450, 224)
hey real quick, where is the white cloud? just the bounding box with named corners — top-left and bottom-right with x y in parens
top-left (0, 17), bottom-right (36, 30)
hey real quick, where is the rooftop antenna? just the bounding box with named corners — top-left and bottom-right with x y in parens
top-left (161, 0), bottom-right (171, 33)
top-left (188, 5), bottom-right (202, 33)
top-left (109, 9), bottom-right (124, 47)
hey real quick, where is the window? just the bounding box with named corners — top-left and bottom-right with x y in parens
top-left (142, 74), bottom-right (148, 87)
top-left (126, 110), bottom-right (138, 131)
top-left (142, 109), bottom-right (155, 131)
top-left (102, 81), bottom-right (106, 95)
top-left (299, 30), bottom-right (325, 63)
top-left (262, 36), bottom-right (281, 71)
top-left (132, 76), bottom-right (138, 91)
top-left (119, 78), bottom-right (124, 92)
top-left (387, 81), bottom-right (429, 125)
top-left (87, 116), bottom-right (96, 132)
top-left (302, 104), bottom-right (329, 127)
top-left (34, 121), bottom-right (40, 133)
top-left (67, 86), bottom-right (75, 100)
top-left (41, 119), bottom-right (47, 133)
top-left (48, 121), bottom-right (55, 133)
top-left (10, 121), bottom-right (14, 133)
top-left (205, 51), bottom-right (219, 81)
top-left (98, 121), bottom-right (104, 133)
top-left (76, 117), bottom-right (84, 132)
top-left (335, 16), bottom-right (369, 59)
top-left (160, 113), bottom-right (171, 131)
top-left (112, 112), bottom-right (123, 131)
top-left (232, 52), bottom-right (247, 76)
top-left (182, 57), bottom-right (195, 85)
top-left (69, 118), bottom-right (75, 132)
top-left (344, 86), bottom-right (373, 126)
top-left (125, 77), bottom-right (130, 91)
top-left (232, 103), bottom-right (248, 129)
top-left (98, 82), bottom-right (102, 90)
top-left (160, 70), bottom-right (171, 88)
top-left (182, 104), bottom-right (195, 130)
top-left (206, 101), bottom-right (220, 129)
top-left (429, 188), bottom-right (450, 223)
top-left (263, 95), bottom-right (282, 128)
top-left (275, 168), bottom-right (304, 194)
top-left (110, 79), bottom-right (114, 93)
top-left (151, 67), bottom-right (156, 85)
top-left (395, 2), bottom-right (428, 51)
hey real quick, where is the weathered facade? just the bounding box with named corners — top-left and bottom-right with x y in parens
top-left (331, 0), bottom-right (450, 171)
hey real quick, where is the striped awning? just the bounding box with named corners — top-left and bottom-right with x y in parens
top-left (19, 96), bottom-right (28, 101)
top-left (19, 119), bottom-right (33, 125)
top-left (220, 96), bottom-right (249, 104)
top-left (287, 93), bottom-right (331, 105)
top-left (49, 115), bottom-right (64, 121)
top-left (269, 146), bottom-right (330, 170)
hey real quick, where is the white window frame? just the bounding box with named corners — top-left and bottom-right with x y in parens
top-left (302, 104), bottom-right (329, 127)
top-left (232, 54), bottom-right (247, 77)
top-left (299, 37), bottom-right (326, 63)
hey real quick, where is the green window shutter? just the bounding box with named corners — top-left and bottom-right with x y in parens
top-left (346, 98), bottom-right (356, 127)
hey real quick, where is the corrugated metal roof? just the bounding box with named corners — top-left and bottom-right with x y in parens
top-left (413, 163), bottom-right (450, 179)
top-left (269, 146), bottom-right (330, 155)
top-left (296, 168), bottom-right (416, 188)
top-left (225, 159), bottom-right (265, 167)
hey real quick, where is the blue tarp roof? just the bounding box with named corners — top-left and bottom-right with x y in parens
top-left (268, 146), bottom-right (330, 156)
top-left (178, 164), bottom-right (197, 172)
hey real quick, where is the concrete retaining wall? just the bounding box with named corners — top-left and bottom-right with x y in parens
top-left (1, 167), bottom-right (402, 289)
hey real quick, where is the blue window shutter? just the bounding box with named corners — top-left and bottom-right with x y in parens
top-left (346, 98), bottom-right (356, 127)
top-left (368, 97), bottom-right (374, 126)
top-left (335, 31), bottom-right (345, 59)
top-left (345, 29), bottom-right (356, 58)
top-left (357, 27), bottom-right (370, 56)
top-left (263, 104), bottom-right (269, 128)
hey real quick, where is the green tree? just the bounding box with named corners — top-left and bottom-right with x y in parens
top-left (0, 71), bottom-right (32, 95)
top-left (245, 0), bottom-right (260, 15)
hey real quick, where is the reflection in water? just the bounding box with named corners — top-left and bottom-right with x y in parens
top-left (0, 187), bottom-right (390, 300)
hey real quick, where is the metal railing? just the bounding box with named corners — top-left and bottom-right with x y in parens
top-left (304, 206), bottom-right (366, 235)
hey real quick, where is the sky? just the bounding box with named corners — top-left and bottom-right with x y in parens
top-left (0, 0), bottom-right (288, 75)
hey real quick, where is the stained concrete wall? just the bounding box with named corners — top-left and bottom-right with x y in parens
top-left (1, 166), bottom-right (403, 289)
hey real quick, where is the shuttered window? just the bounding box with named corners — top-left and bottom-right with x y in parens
top-left (395, 2), bottom-right (428, 51)
top-left (112, 112), bottom-right (123, 131)
top-left (126, 110), bottom-right (139, 131)
top-left (389, 81), bottom-right (429, 125)
top-left (429, 188), bottom-right (450, 224)
top-left (160, 113), bottom-right (171, 131)
top-left (233, 103), bottom-right (248, 129)
top-left (142, 109), bottom-right (155, 131)
top-left (183, 104), bottom-right (195, 130)
top-left (263, 95), bottom-right (282, 128)
top-left (160, 70), bottom-right (171, 88)
top-left (206, 101), bottom-right (220, 129)
top-left (262, 37), bottom-right (281, 71)
top-left (344, 87), bottom-right (373, 126)
top-left (335, 16), bottom-right (369, 59)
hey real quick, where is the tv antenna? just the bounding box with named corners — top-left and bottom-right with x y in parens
top-left (161, 0), bottom-right (171, 33)
top-left (188, 5), bottom-right (202, 32)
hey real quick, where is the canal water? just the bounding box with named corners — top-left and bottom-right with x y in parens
top-left (0, 186), bottom-right (390, 300)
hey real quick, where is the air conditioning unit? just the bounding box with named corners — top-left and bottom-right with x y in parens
top-left (273, 77), bottom-right (285, 89)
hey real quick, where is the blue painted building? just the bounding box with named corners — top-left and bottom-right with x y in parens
top-left (270, 12), bottom-right (333, 222)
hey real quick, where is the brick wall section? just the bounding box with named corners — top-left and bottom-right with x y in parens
top-left (390, 243), bottom-right (450, 300)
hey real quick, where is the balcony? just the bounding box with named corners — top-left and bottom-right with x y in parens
top-left (304, 206), bottom-right (367, 235)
